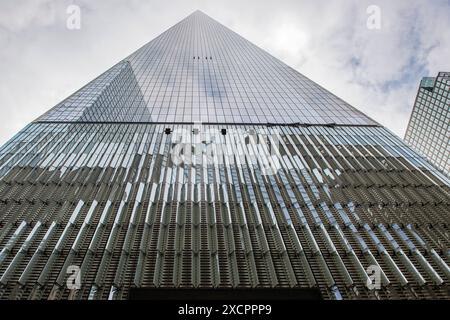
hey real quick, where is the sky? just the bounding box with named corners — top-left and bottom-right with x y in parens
top-left (0, 0), bottom-right (449, 145)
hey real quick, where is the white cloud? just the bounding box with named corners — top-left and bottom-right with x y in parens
top-left (0, 0), bottom-right (448, 145)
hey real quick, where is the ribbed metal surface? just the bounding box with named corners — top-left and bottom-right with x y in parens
top-left (0, 123), bottom-right (449, 300)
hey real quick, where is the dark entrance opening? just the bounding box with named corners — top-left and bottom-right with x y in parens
top-left (128, 288), bottom-right (323, 300)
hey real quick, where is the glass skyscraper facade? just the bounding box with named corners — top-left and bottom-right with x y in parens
top-left (0, 11), bottom-right (449, 300)
top-left (405, 72), bottom-right (450, 176)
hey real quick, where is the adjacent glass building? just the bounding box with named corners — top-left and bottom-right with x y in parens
top-left (405, 72), bottom-right (450, 176)
top-left (0, 11), bottom-right (449, 300)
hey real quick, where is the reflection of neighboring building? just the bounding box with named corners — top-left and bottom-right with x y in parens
top-left (405, 72), bottom-right (450, 176)
top-left (40, 61), bottom-right (151, 122)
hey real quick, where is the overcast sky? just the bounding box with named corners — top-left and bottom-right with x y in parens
top-left (0, 0), bottom-right (449, 145)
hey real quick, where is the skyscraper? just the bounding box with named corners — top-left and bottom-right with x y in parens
top-left (405, 72), bottom-right (450, 176)
top-left (0, 11), bottom-right (449, 300)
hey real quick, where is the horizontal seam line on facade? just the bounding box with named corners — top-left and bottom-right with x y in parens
top-left (32, 121), bottom-right (381, 128)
